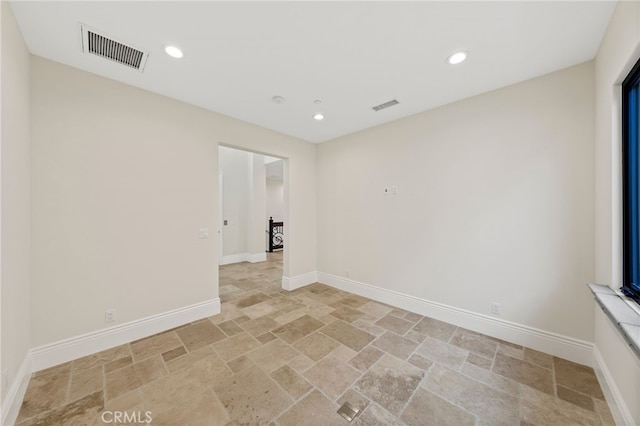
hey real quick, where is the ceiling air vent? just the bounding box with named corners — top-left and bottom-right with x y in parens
top-left (80, 24), bottom-right (149, 72)
top-left (372, 99), bottom-right (399, 112)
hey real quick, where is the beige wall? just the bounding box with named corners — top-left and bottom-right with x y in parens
top-left (30, 57), bottom-right (316, 347)
top-left (594, 1), bottom-right (640, 423)
top-left (1, 1), bottom-right (31, 403)
top-left (219, 146), bottom-right (250, 257)
top-left (318, 62), bottom-right (595, 341)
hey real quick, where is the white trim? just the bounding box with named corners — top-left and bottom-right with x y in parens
top-left (317, 272), bottom-right (594, 366)
top-left (30, 298), bottom-right (220, 372)
top-left (282, 271), bottom-right (317, 291)
top-left (593, 345), bottom-right (635, 426)
top-left (220, 253), bottom-right (267, 265)
top-left (1, 354), bottom-right (32, 426)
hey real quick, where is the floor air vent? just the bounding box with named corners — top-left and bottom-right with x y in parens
top-left (372, 99), bottom-right (399, 112)
top-left (80, 24), bottom-right (149, 72)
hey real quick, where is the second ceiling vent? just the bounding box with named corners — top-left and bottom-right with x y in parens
top-left (372, 99), bottom-right (399, 112)
top-left (80, 24), bottom-right (149, 72)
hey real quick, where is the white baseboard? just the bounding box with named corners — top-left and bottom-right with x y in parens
top-left (1, 355), bottom-right (32, 426)
top-left (282, 271), bottom-right (318, 291)
top-left (593, 346), bottom-right (634, 426)
top-left (221, 253), bottom-right (266, 265)
top-left (317, 272), bottom-right (594, 366)
top-left (31, 298), bottom-right (220, 372)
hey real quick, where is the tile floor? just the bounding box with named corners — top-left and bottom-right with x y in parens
top-left (16, 252), bottom-right (615, 425)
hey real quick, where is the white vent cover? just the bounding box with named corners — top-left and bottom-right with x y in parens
top-left (372, 99), bottom-right (399, 112)
top-left (80, 24), bottom-right (149, 72)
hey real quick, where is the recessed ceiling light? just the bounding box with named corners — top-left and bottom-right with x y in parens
top-left (314, 100), bottom-right (322, 104)
top-left (313, 113), bottom-right (324, 121)
top-left (447, 51), bottom-right (467, 65)
top-left (272, 96), bottom-right (286, 104)
top-left (164, 45), bottom-right (183, 59)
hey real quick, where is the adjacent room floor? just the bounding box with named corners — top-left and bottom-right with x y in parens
top-left (16, 252), bottom-right (615, 425)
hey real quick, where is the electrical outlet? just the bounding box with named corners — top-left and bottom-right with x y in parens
top-left (105, 309), bottom-right (115, 323)
top-left (491, 302), bottom-right (501, 315)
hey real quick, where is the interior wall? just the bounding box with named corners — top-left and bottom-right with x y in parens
top-left (30, 57), bottom-right (316, 348)
top-left (247, 153), bottom-right (266, 257)
top-left (266, 178), bottom-right (284, 222)
top-left (219, 146), bottom-right (250, 257)
top-left (318, 62), bottom-right (595, 342)
top-left (593, 1), bottom-right (640, 423)
top-left (1, 1), bottom-right (31, 403)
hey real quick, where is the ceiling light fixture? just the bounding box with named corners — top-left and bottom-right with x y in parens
top-left (313, 113), bottom-right (324, 121)
top-left (447, 51), bottom-right (467, 65)
top-left (272, 96), bottom-right (286, 104)
top-left (164, 45), bottom-right (183, 59)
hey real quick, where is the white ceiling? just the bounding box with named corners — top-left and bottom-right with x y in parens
top-left (10, 1), bottom-right (615, 143)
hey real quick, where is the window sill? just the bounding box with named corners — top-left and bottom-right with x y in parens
top-left (589, 283), bottom-right (640, 359)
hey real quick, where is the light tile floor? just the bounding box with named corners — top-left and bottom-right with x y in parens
top-left (16, 252), bottom-right (615, 425)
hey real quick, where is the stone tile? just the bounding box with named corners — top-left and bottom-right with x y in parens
top-left (408, 354), bottom-right (433, 371)
top-left (461, 362), bottom-right (521, 397)
top-left (321, 320), bottom-right (375, 352)
top-left (372, 331), bottom-right (419, 360)
top-left (105, 364), bottom-right (142, 401)
top-left (497, 342), bottom-right (524, 359)
top-left (553, 357), bottom-right (604, 399)
top-left (337, 294), bottom-right (370, 308)
top-left (240, 315), bottom-right (280, 336)
top-left (412, 316), bottom-right (457, 341)
top-left (19, 391), bottom-right (104, 426)
top-left (287, 355), bottom-right (315, 374)
top-left (354, 354), bottom-right (424, 415)
top-left (191, 352), bottom-right (234, 384)
top-left (130, 332), bottom-right (183, 362)
top-left (104, 355), bottom-right (133, 374)
top-left (352, 319), bottom-right (386, 336)
top-left (401, 387), bottom-right (476, 426)
top-left (524, 348), bottom-right (553, 369)
top-left (358, 302), bottom-right (393, 319)
top-left (304, 357), bottom-right (362, 399)
top-left (142, 365), bottom-right (212, 414)
top-left (415, 337), bottom-right (468, 370)
top-left (175, 320), bottom-right (226, 351)
top-left (150, 389), bottom-right (229, 426)
top-left (248, 338), bottom-right (300, 372)
top-left (423, 363), bottom-right (520, 426)
top-left (330, 305), bottom-right (366, 323)
top-left (103, 389), bottom-right (143, 412)
top-left (211, 332), bottom-right (261, 361)
top-left (594, 398), bottom-right (616, 426)
top-left (133, 355), bottom-right (167, 385)
top-left (337, 388), bottom-right (371, 413)
top-left (404, 329), bottom-right (427, 343)
top-left (268, 296), bottom-right (306, 313)
top-left (272, 314), bottom-right (325, 343)
top-left (349, 346), bottom-right (385, 372)
top-left (328, 344), bottom-right (359, 363)
top-left (271, 365), bottom-right (313, 399)
top-left (467, 352), bottom-right (492, 369)
top-left (278, 390), bottom-right (345, 426)
top-left (165, 345), bottom-right (214, 373)
top-left (374, 314), bottom-right (414, 335)
top-left (449, 328), bottom-right (498, 359)
top-left (213, 365), bottom-right (293, 424)
top-left (273, 308), bottom-right (308, 325)
top-left (73, 344), bottom-right (132, 373)
top-left (557, 385), bottom-right (594, 411)
top-left (161, 346), bottom-right (186, 363)
top-left (404, 312), bottom-right (423, 323)
top-left (256, 332), bottom-right (277, 344)
top-left (390, 308), bottom-right (411, 318)
top-left (354, 403), bottom-right (397, 425)
top-left (217, 320), bottom-right (244, 337)
top-left (235, 292), bottom-right (270, 308)
top-left (241, 300), bottom-right (280, 319)
top-left (520, 385), bottom-right (599, 426)
top-left (227, 355), bottom-right (254, 373)
top-left (492, 352), bottom-right (553, 394)
top-left (68, 365), bottom-right (103, 403)
top-left (293, 332), bottom-right (340, 361)
top-left (32, 362), bottom-right (72, 379)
